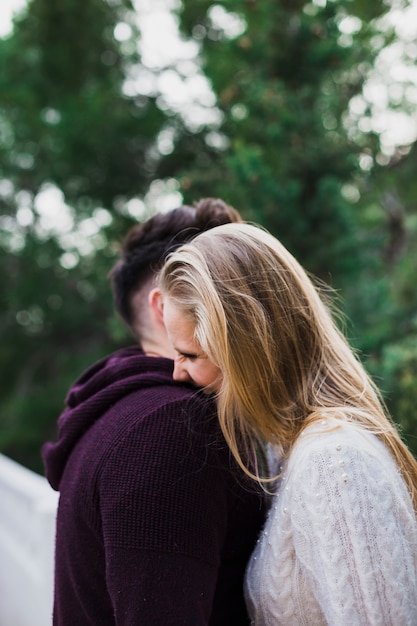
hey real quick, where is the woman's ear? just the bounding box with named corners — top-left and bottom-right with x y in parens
top-left (148, 287), bottom-right (164, 324)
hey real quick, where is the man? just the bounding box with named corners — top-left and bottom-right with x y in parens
top-left (42, 198), bottom-right (265, 625)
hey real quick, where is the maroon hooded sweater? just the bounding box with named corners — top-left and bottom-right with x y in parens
top-left (42, 347), bottom-right (265, 625)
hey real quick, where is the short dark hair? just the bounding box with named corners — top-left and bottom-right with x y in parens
top-left (109, 197), bottom-right (242, 329)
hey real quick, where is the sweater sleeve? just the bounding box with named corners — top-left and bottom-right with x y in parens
top-left (98, 392), bottom-right (242, 625)
top-left (287, 430), bottom-right (417, 625)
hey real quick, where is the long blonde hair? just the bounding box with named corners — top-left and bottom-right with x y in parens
top-left (159, 222), bottom-right (417, 511)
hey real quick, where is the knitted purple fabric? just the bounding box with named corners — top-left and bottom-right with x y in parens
top-left (42, 347), bottom-right (265, 625)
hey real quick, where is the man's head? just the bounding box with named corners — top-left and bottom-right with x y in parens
top-left (109, 197), bottom-right (242, 345)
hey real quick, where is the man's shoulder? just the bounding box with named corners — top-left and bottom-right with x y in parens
top-left (106, 381), bottom-right (219, 444)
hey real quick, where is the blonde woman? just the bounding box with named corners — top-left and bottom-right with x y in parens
top-left (159, 222), bottom-right (417, 626)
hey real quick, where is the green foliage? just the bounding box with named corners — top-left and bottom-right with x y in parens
top-left (0, 0), bottom-right (165, 206)
top-left (0, 231), bottom-right (131, 472)
top-left (172, 0), bottom-right (417, 454)
top-left (0, 0), bottom-right (164, 470)
top-left (0, 0), bottom-right (416, 470)
top-left (169, 0), bottom-right (392, 288)
top-left (357, 145), bottom-right (417, 455)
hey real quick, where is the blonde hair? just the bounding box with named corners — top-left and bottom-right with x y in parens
top-left (159, 222), bottom-right (417, 511)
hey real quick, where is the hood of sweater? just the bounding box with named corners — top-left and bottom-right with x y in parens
top-left (42, 346), bottom-right (175, 490)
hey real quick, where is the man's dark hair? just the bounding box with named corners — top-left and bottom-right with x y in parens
top-left (109, 197), bottom-right (242, 329)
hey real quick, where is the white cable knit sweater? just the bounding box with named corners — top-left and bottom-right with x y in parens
top-left (245, 420), bottom-right (417, 625)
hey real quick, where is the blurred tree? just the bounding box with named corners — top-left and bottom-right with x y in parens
top-left (1, 0), bottom-right (416, 469)
top-left (0, 0), bottom-right (166, 208)
top-left (163, 0), bottom-right (417, 454)
top-left (0, 235), bottom-right (117, 471)
top-left (160, 0), bottom-right (392, 286)
top-left (356, 141), bottom-right (417, 454)
top-left (0, 0), bottom-right (171, 471)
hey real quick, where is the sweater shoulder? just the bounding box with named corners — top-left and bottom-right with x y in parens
top-left (110, 383), bottom-right (219, 443)
top-left (283, 420), bottom-right (415, 519)
top-left (288, 420), bottom-right (395, 476)
top-left (97, 385), bottom-right (224, 475)
top-left (282, 421), bottom-right (415, 533)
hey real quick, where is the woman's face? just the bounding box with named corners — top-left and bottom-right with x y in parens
top-left (163, 297), bottom-right (222, 394)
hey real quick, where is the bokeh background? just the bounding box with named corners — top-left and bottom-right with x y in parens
top-left (1, 0), bottom-right (417, 473)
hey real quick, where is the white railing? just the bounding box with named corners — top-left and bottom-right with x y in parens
top-left (0, 453), bottom-right (58, 626)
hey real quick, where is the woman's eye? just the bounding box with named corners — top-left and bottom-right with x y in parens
top-left (179, 351), bottom-right (198, 361)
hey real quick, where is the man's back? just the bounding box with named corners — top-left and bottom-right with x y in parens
top-left (43, 347), bottom-right (265, 625)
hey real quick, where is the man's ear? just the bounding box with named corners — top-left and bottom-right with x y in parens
top-left (148, 287), bottom-right (164, 324)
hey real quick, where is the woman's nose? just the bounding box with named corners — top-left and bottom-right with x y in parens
top-left (172, 359), bottom-right (190, 382)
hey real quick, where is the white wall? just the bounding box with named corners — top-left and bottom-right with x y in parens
top-left (0, 454), bottom-right (58, 626)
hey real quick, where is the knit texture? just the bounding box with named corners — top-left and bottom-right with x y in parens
top-left (245, 420), bottom-right (417, 625)
top-left (42, 347), bottom-right (265, 625)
